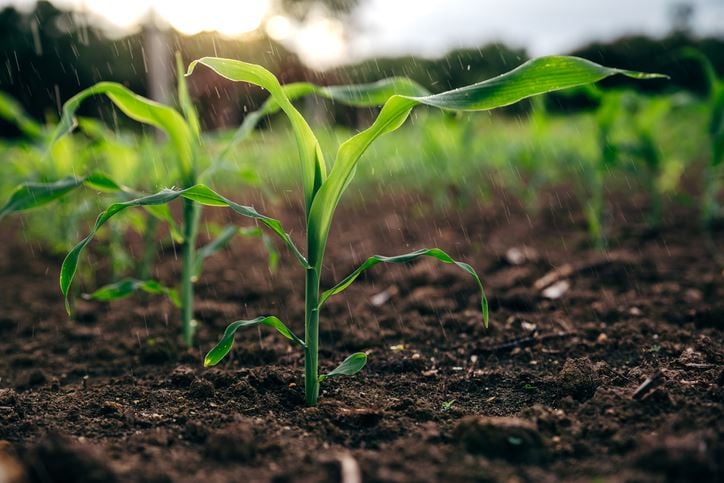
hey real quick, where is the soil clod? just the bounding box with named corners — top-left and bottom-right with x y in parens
top-left (453, 415), bottom-right (547, 463)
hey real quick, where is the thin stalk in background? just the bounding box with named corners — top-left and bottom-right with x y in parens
top-left (180, 198), bottom-right (201, 346)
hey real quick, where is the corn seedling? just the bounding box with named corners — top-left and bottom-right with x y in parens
top-left (28, 57), bottom-right (435, 347)
top-left (622, 93), bottom-right (688, 230)
top-left (187, 56), bottom-right (661, 406)
top-left (0, 55), bottom-right (275, 346)
top-left (679, 49), bottom-right (724, 228)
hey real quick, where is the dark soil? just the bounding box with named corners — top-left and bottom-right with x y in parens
top-left (0, 185), bottom-right (722, 482)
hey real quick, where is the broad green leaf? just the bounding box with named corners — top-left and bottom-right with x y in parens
top-left (308, 56), bottom-right (666, 267)
top-left (0, 177), bottom-right (83, 220)
top-left (85, 278), bottom-right (181, 307)
top-left (319, 248), bottom-right (488, 326)
top-left (0, 173), bottom-right (127, 221)
top-left (319, 352), bottom-right (368, 382)
top-left (60, 184), bottom-right (305, 313)
top-left (192, 225), bottom-right (238, 279)
top-left (204, 316), bottom-right (304, 367)
top-left (0, 90), bottom-right (44, 139)
top-left (187, 57), bottom-right (326, 213)
top-left (50, 81), bottom-right (194, 176)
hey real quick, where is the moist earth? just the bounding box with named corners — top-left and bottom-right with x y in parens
top-left (0, 185), bottom-right (722, 482)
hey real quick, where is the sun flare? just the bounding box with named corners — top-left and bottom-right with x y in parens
top-left (67, 0), bottom-right (270, 35)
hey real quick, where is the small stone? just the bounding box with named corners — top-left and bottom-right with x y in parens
top-left (629, 307), bottom-right (643, 316)
top-left (556, 357), bottom-right (600, 401)
top-left (542, 280), bottom-right (570, 300)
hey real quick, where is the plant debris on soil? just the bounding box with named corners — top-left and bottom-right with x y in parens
top-left (0, 186), bottom-right (722, 482)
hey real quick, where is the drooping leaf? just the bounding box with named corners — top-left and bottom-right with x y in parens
top-left (319, 248), bottom-right (488, 326)
top-left (307, 56), bottom-right (666, 270)
top-left (187, 57), bottom-right (326, 213)
top-left (204, 316), bottom-right (304, 367)
top-left (85, 278), bottom-right (181, 307)
top-left (0, 173), bottom-right (128, 221)
top-left (50, 81), bottom-right (194, 176)
top-left (0, 90), bottom-right (44, 139)
top-left (60, 184), bottom-right (306, 314)
top-left (319, 352), bottom-right (368, 382)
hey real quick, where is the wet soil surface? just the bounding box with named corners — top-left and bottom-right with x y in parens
top-left (0, 186), bottom-right (722, 482)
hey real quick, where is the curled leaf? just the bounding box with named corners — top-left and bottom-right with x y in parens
top-left (319, 248), bottom-right (488, 326)
top-left (204, 316), bottom-right (304, 367)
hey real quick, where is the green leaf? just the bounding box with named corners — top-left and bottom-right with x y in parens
top-left (216, 77), bottom-right (429, 163)
top-left (192, 225), bottom-right (238, 279)
top-left (204, 316), bottom-right (304, 367)
top-left (319, 352), bottom-right (368, 382)
top-left (83, 172), bottom-right (126, 192)
top-left (176, 52), bottom-right (201, 139)
top-left (0, 90), bottom-right (44, 139)
top-left (0, 177), bottom-right (84, 220)
top-left (60, 184), bottom-right (305, 314)
top-left (85, 278), bottom-right (181, 307)
top-left (307, 56), bottom-right (665, 270)
top-left (50, 81), bottom-right (194, 176)
top-left (187, 57), bottom-right (326, 213)
top-left (319, 248), bottom-right (488, 326)
top-left (0, 173), bottom-right (128, 221)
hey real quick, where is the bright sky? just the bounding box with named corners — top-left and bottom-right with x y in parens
top-left (3, 0), bottom-right (723, 70)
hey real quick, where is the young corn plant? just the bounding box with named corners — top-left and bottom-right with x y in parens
top-left (36, 57), bottom-right (428, 346)
top-left (189, 56), bottom-right (661, 406)
top-left (1, 55), bottom-right (273, 346)
top-left (623, 93), bottom-right (686, 230)
top-left (570, 85), bottom-right (629, 249)
top-left (680, 49), bottom-right (724, 229)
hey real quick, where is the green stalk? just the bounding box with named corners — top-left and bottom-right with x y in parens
top-left (585, 167), bottom-right (606, 250)
top-left (304, 264), bottom-right (321, 406)
top-left (180, 198), bottom-right (201, 346)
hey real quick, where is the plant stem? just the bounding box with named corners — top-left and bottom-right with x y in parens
top-left (585, 167), bottom-right (606, 250)
top-left (180, 198), bottom-right (200, 346)
top-left (304, 265), bottom-right (321, 406)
